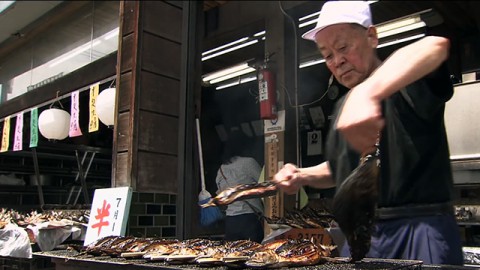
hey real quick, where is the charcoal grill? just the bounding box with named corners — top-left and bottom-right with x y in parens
top-left (35, 249), bottom-right (425, 270)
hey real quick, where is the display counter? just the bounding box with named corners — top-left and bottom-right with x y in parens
top-left (34, 250), bottom-right (479, 270)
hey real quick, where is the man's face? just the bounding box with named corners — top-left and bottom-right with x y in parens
top-left (315, 24), bottom-right (378, 89)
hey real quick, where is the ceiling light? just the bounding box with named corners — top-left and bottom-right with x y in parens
top-left (254, 31), bottom-right (266, 37)
top-left (202, 37), bottom-right (249, 56)
top-left (203, 62), bottom-right (250, 82)
top-left (377, 16), bottom-right (426, 39)
top-left (215, 75), bottom-right (257, 90)
top-left (377, 33), bottom-right (425, 48)
top-left (299, 58), bottom-right (326, 69)
top-left (209, 67), bottom-right (256, 84)
top-left (202, 39), bottom-right (258, 61)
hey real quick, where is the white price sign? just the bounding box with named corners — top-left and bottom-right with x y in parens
top-left (84, 187), bottom-right (132, 246)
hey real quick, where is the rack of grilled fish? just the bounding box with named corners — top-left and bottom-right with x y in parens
top-left (200, 181), bottom-right (278, 208)
top-left (0, 208), bottom-right (89, 227)
top-left (77, 236), bottom-right (336, 268)
top-left (264, 206), bottom-right (336, 229)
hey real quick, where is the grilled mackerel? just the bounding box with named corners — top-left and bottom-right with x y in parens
top-left (332, 153), bottom-right (380, 262)
top-left (80, 236), bottom-right (337, 267)
top-left (200, 182), bottom-right (278, 207)
top-left (245, 238), bottom-right (332, 268)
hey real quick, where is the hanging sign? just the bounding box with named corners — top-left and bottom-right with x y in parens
top-left (84, 187), bottom-right (132, 246)
top-left (0, 116), bottom-right (10, 152)
top-left (30, 108), bottom-right (38, 148)
top-left (13, 112), bottom-right (23, 151)
top-left (69, 90), bottom-right (83, 137)
top-left (89, 83), bottom-right (99, 133)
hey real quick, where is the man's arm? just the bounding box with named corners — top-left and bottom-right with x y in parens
top-left (273, 161), bottom-right (335, 194)
top-left (337, 36), bottom-right (450, 154)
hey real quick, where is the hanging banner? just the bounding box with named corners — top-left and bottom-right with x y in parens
top-left (69, 90), bottom-right (83, 137)
top-left (89, 83), bottom-right (99, 133)
top-left (1, 116), bottom-right (10, 152)
top-left (30, 108), bottom-right (38, 148)
top-left (13, 112), bottom-right (23, 151)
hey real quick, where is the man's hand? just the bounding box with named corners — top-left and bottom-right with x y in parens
top-left (272, 163), bottom-right (302, 195)
top-left (336, 87), bottom-right (385, 154)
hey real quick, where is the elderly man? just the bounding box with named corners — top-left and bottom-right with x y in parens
top-left (273, 1), bottom-right (463, 265)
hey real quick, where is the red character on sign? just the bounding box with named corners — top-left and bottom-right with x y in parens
top-left (92, 199), bottom-right (110, 235)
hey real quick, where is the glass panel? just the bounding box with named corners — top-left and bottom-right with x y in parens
top-left (0, 1), bottom-right (119, 101)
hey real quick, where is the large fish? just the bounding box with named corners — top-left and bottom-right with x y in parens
top-left (332, 152), bottom-right (380, 262)
top-left (245, 239), bottom-right (328, 268)
top-left (200, 182), bottom-right (278, 207)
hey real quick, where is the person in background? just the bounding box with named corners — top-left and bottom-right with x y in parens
top-left (273, 1), bottom-right (463, 265)
top-left (216, 131), bottom-right (264, 243)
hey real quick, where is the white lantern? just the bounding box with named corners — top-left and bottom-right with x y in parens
top-left (38, 108), bottom-right (71, 140)
top-left (96, 87), bottom-right (116, 126)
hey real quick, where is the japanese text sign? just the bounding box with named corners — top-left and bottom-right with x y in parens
top-left (84, 187), bottom-right (132, 246)
top-left (13, 112), bottom-right (23, 151)
top-left (69, 90), bottom-right (83, 137)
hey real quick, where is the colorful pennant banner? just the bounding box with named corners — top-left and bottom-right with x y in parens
top-left (69, 90), bottom-right (83, 137)
top-left (1, 116), bottom-right (10, 152)
top-left (30, 108), bottom-right (38, 148)
top-left (89, 83), bottom-right (99, 133)
top-left (13, 112), bottom-right (23, 151)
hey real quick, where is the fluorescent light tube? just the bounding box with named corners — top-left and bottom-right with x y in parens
top-left (377, 33), bottom-right (425, 48)
top-left (203, 63), bottom-right (250, 82)
top-left (254, 31), bottom-right (266, 37)
top-left (215, 75), bottom-right (257, 90)
top-left (202, 37), bottom-right (249, 56)
top-left (202, 39), bottom-right (258, 61)
top-left (299, 58), bottom-right (326, 69)
top-left (377, 15), bottom-right (426, 39)
top-left (209, 67), bottom-right (256, 84)
top-left (299, 19), bottom-right (317, 29)
top-left (299, 11), bottom-right (320, 22)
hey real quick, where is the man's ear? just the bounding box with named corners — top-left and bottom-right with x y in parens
top-left (367, 26), bottom-right (379, 48)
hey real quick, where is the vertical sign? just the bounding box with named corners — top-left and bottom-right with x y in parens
top-left (89, 83), bottom-right (99, 133)
top-left (69, 90), bottom-right (83, 137)
top-left (13, 112), bottom-right (23, 151)
top-left (84, 187), bottom-right (132, 246)
top-left (29, 108), bottom-right (38, 148)
top-left (0, 116), bottom-right (10, 152)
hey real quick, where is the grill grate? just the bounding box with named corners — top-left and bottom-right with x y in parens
top-left (35, 250), bottom-right (423, 270)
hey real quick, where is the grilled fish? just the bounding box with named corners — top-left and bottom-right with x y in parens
top-left (201, 182), bottom-right (278, 207)
top-left (332, 153), bottom-right (380, 262)
top-left (246, 239), bottom-right (325, 268)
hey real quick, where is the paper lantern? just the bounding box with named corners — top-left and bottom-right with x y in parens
top-left (38, 108), bottom-right (71, 140)
top-left (96, 87), bottom-right (116, 126)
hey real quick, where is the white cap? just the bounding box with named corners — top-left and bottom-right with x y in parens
top-left (302, 1), bottom-right (372, 41)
